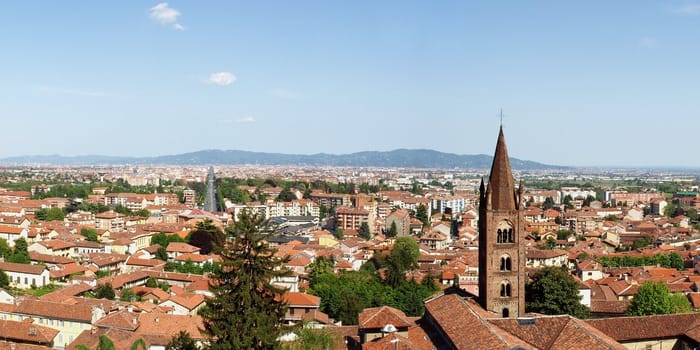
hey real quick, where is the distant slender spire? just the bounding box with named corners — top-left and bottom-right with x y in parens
top-left (487, 127), bottom-right (516, 210)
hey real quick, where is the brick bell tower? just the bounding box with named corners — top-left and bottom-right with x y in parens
top-left (478, 126), bottom-right (526, 318)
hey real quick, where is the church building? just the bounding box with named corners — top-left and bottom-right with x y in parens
top-left (353, 127), bottom-right (700, 350)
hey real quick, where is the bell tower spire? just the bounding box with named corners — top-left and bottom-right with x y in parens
top-left (478, 127), bottom-right (525, 318)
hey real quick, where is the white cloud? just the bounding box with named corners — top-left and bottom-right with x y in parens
top-left (207, 72), bottom-right (237, 86)
top-left (270, 88), bottom-right (302, 100)
top-left (670, 4), bottom-right (700, 15)
top-left (236, 117), bottom-right (256, 123)
top-left (638, 37), bottom-right (657, 48)
top-left (149, 3), bottom-right (185, 30)
top-left (219, 117), bottom-right (256, 124)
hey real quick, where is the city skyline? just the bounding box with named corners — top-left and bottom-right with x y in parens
top-left (1, 1), bottom-right (700, 167)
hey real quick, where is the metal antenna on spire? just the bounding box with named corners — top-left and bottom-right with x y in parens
top-left (499, 109), bottom-right (504, 127)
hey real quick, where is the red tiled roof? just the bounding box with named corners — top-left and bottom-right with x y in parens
top-left (586, 313), bottom-right (700, 342)
top-left (0, 319), bottom-right (59, 345)
top-left (283, 292), bottom-right (320, 307)
top-left (0, 261), bottom-right (47, 275)
top-left (165, 242), bottom-right (201, 253)
top-left (359, 306), bottom-right (413, 330)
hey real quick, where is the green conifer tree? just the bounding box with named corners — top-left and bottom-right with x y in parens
top-left (200, 210), bottom-right (290, 349)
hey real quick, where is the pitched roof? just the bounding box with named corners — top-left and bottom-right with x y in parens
top-left (489, 316), bottom-right (626, 350)
top-left (424, 293), bottom-right (524, 349)
top-left (165, 242), bottom-right (200, 253)
top-left (586, 313), bottom-right (700, 342)
top-left (0, 318), bottom-right (59, 345)
top-left (284, 292), bottom-right (320, 307)
top-left (163, 294), bottom-right (205, 310)
top-left (358, 306), bottom-right (413, 330)
top-left (95, 309), bottom-right (139, 331)
top-left (0, 262), bottom-right (47, 275)
top-left (13, 298), bottom-right (111, 323)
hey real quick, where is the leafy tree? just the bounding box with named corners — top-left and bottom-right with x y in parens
top-left (166, 331), bottom-right (199, 350)
top-left (283, 325), bottom-right (339, 350)
top-left (386, 222), bottom-right (398, 238)
top-left (0, 269), bottom-right (9, 289)
top-left (543, 197), bottom-right (555, 210)
top-left (81, 228), bottom-right (99, 242)
top-left (415, 204), bottom-right (429, 228)
top-left (358, 222), bottom-right (371, 240)
top-left (687, 208), bottom-right (699, 221)
top-left (389, 237), bottom-right (419, 273)
top-left (539, 237), bottom-right (557, 250)
top-left (199, 210), bottom-right (290, 350)
top-left (563, 195), bottom-right (573, 208)
top-left (120, 287), bottom-right (136, 302)
top-left (336, 293), bottom-right (363, 325)
top-left (98, 335), bottom-right (116, 350)
top-left (277, 187), bottom-right (296, 202)
top-left (156, 246), bottom-right (169, 261)
top-left (410, 182), bottom-right (421, 195)
top-left (150, 232), bottom-right (186, 248)
top-left (8, 237), bottom-right (30, 264)
top-left (114, 204), bottom-right (133, 216)
top-left (670, 293), bottom-right (692, 313)
top-left (134, 209), bottom-right (151, 218)
top-left (145, 277), bottom-right (158, 288)
top-left (308, 257), bottom-right (334, 287)
top-left (556, 230), bottom-right (573, 240)
top-left (627, 281), bottom-right (674, 316)
top-left (525, 266), bottom-right (590, 319)
top-left (632, 236), bottom-right (653, 250)
top-left (596, 252), bottom-right (683, 270)
top-left (95, 283), bottom-right (116, 300)
top-left (664, 203), bottom-right (679, 217)
top-left (384, 237), bottom-right (420, 287)
top-left (604, 215), bottom-right (617, 221)
top-left (187, 219), bottom-right (225, 254)
top-left (76, 201), bottom-right (110, 214)
top-left (34, 207), bottom-right (65, 221)
top-left (319, 204), bottom-right (328, 220)
top-left (332, 228), bottom-right (344, 240)
top-left (0, 239), bottom-right (10, 259)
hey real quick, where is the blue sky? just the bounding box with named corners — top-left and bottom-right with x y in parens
top-left (1, 1), bottom-right (699, 167)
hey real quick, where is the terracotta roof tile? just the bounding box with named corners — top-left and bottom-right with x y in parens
top-left (587, 313), bottom-right (700, 342)
top-left (359, 306), bottom-right (413, 330)
top-left (0, 319), bottom-right (59, 345)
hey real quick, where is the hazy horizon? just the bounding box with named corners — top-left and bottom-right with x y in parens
top-left (1, 2), bottom-right (699, 167)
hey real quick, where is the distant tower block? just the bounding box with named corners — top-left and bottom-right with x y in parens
top-left (478, 127), bottom-right (526, 318)
top-left (183, 188), bottom-right (196, 207)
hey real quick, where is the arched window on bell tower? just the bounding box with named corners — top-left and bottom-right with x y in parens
top-left (496, 221), bottom-right (514, 244)
top-left (500, 255), bottom-right (512, 271)
top-left (500, 281), bottom-right (512, 297)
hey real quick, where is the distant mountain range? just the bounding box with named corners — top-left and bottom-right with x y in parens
top-left (0, 149), bottom-right (565, 170)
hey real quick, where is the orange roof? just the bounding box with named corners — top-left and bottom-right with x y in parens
top-left (283, 292), bottom-right (320, 307)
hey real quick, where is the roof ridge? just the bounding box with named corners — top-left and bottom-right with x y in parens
top-left (457, 297), bottom-right (511, 349)
top-left (557, 317), bottom-right (620, 350)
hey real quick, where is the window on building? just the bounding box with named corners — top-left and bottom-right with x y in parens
top-left (497, 221), bottom-right (515, 243)
top-left (500, 255), bottom-right (512, 271)
top-left (500, 281), bottom-right (512, 297)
